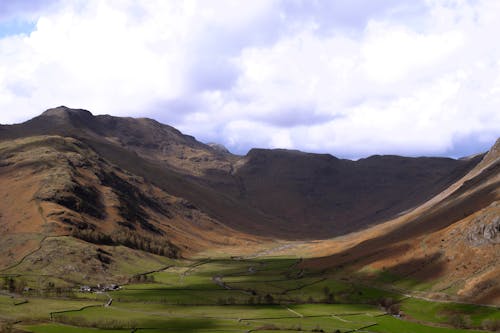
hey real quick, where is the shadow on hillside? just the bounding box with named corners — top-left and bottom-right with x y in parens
top-left (464, 280), bottom-right (500, 305)
top-left (388, 252), bottom-right (444, 280)
top-left (307, 178), bottom-right (498, 270)
top-left (300, 173), bottom-right (500, 304)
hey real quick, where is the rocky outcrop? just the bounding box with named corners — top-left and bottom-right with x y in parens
top-left (467, 202), bottom-right (500, 246)
top-left (207, 143), bottom-right (230, 154)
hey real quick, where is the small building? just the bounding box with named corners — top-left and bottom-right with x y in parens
top-left (79, 285), bottom-right (92, 292)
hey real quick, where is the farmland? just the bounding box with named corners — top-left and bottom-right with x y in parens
top-left (1, 255), bottom-right (498, 333)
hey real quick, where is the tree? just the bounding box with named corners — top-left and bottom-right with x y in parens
top-left (0, 321), bottom-right (13, 333)
top-left (264, 294), bottom-right (274, 304)
top-left (449, 314), bottom-right (469, 329)
top-left (5, 278), bottom-right (15, 293)
top-left (388, 303), bottom-right (401, 315)
top-left (1, 277), bottom-right (7, 290)
top-left (16, 279), bottom-right (27, 294)
top-left (482, 319), bottom-right (500, 331)
top-left (312, 324), bottom-right (324, 332)
top-left (378, 297), bottom-right (394, 309)
top-left (379, 297), bottom-right (401, 314)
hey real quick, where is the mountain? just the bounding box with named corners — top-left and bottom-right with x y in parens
top-left (230, 149), bottom-right (481, 237)
top-left (0, 106), bottom-right (497, 297)
top-left (304, 139), bottom-right (500, 304)
top-left (0, 135), bottom-right (256, 275)
top-left (0, 106), bottom-right (482, 238)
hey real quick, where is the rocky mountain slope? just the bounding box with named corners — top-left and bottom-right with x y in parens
top-left (0, 106), bottom-right (482, 238)
top-left (0, 134), bottom-right (256, 272)
top-left (304, 139), bottom-right (500, 304)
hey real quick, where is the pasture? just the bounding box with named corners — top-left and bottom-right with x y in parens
top-left (1, 256), bottom-right (497, 333)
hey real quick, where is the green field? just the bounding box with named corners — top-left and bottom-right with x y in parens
top-left (1, 256), bottom-right (498, 333)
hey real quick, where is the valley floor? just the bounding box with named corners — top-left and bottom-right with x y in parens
top-left (1, 254), bottom-right (499, 333)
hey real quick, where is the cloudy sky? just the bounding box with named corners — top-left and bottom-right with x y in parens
top-left (0, 0), bottom-right (499, 158)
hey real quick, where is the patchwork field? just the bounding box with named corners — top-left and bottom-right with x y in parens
top-left (1, 254), bottom-right (498, 333)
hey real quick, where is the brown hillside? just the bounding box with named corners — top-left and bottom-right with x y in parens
top-left (303, 139), bottom-right (500, 304)
top-left (0, 135), bottom-right (257, 269)
top-left (0, 106), bottom-right (483, 239)
top-left (230, 148), bottom-right (481, 237)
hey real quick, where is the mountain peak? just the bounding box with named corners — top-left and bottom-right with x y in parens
top-left (481, 137), bottom-right (500, 164)
top-left (42, 106), bottom-right (93, 119)
top-left (207, 143), bottom-right (230, 154)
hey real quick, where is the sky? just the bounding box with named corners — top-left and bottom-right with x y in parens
top-left (0, 0), bottom-right (499, 158)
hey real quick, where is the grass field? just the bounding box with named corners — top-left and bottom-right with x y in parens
top-left (1, 255), bottom-right (498, 333)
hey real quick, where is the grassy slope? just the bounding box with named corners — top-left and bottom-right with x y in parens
top-left (0, 236), bottom-right (173, 286)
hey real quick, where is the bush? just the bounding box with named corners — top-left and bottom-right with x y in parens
top-left (378, 297), bottom-right (402, 315)
top-left (312, 324), bottom-right (324, 332)
top-left (264, 294), bottom-right (275, 304)
top-left (54, 315), bottom-right (138, 329)
top-left (388, 303), bottom-right (401, 315)
top-left (129, 274), bottom-right (155, 283)
top-left (0, 322), bottom-right (13, 333)
top-left (378, 297), bottom-right (395, 308)
top-left (482, 319), bottom-right (500, 331)
top-left (258, 324), bottom-right (280, 330)
top-left (448, 314), bottom-right (471, 329)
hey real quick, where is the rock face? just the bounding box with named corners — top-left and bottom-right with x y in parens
top-left (467, 203), bottom-right (500, 246)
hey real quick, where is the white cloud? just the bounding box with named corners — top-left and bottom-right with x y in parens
top-left (361, 22), bottom-right (463, 83)
top-left (0, 0), bottom-right (498, 158)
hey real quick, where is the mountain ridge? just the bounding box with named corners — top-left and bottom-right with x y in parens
top-left (0, 106), bottom-right (498, 305)
top-left (0, 106), bottom-right (487, 239)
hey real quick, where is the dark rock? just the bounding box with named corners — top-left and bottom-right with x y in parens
top-left (466, 203), bottom-right (500, 246)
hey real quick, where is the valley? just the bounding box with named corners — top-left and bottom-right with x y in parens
top-left (1, 251), bottom-right (499, 333)
top-left (0, 107), bottom-right (498, 332)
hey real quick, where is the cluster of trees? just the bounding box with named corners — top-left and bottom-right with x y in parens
top-left (217, 294), bottom-right (336, 306)
top-left (481, 319), bottom-right (500, 331)
top-left (217, 294), bottom-right (276, 306)
top-left (54, 315), bottom-right (138, 329)
top-left (1, 277), bottom-right (26, 294)
top-left (322, 286), bottom-right (336, 303)
top-left (447, 315), bottom-right (500, 331)
top-left (129, 274), bottom-right (155, 283)
top-left (0, 322), bottom-right (13, 333)
top-left (378, 297), bottom-right (401, 315)
top-left (214, 292), bottom-right (340, 306)
top-left (255, 323), bottom-right (340, 333)
top-left (448, 314), bottom-right (472, 329)
top-left (1, 277), bottom-right (76, 298)
top-left (71, 228), bottom-right (178, 257)
top-left (447, 313), bottom-right (500, 331)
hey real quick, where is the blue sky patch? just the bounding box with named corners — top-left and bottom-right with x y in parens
top-left (0, 19), bottom-right (36, 38)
